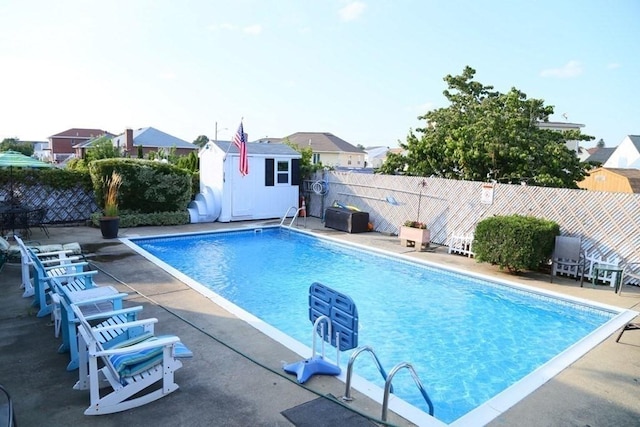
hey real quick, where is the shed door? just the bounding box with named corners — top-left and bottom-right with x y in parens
top-left (231, 157), bottom-right (253, 217)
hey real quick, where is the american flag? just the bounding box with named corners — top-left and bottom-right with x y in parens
top-left (233, 121), bottom-right (249, 176)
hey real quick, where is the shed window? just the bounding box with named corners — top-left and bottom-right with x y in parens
top-left (277, 160), bottom-right (289, 184)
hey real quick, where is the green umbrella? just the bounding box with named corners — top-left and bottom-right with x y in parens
top-left (0, 150), bottom-right (53, 204)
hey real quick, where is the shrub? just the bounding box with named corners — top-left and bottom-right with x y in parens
top-left (473, 215), bottom-right (559, 273)
top-left (89, 158), bottom-right (192, 213)
top-left (0, 167), bottom-right (93, 191)
top-left (90, 210), bottom-right (190, 227)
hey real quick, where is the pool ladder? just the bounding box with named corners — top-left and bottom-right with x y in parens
top-left (280, 206), bottom-right (306, 228)
top-left (341, 346), bottom-right (434, 421)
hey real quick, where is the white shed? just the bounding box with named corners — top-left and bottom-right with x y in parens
top-left (188, 141), bottom-right (302, 223)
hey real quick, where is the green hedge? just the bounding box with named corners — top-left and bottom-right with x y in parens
top-left (473, 215), bottom-right (559, 273)
top-left (90, 210), bottom-right (190, 227)
top-left (89, 158), bottom-right (193, 213)
top-left (0, 167), bottom-right (93, 190)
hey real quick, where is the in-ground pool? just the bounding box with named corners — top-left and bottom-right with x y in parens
top-left (124, 227), bottom-right (635, 426)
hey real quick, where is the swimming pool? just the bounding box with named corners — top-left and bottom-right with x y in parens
top-left (124, 227), bottom-right (635, 426)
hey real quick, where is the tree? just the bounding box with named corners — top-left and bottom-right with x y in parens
top-left (283, 138), bottom-right (322, 180)
top-left (379, 66), bottom-right (594, 188)
top-left (1, 138), bottom-right (34, 156)
top-left (85, 136), bottom-right (120, 162)
top-left (596, 138), bottom-right (605, 148)
top-left (193, 135), bottom-right (209, 148)
top-left (175, 151), bottom-right (199, 172)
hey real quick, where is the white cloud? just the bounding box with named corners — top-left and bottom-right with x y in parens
top-left (243, 24), bottom-right (263, 35)
top-left (540, 60), bottom-right (583, 78)
top-left (607, 62), bottom-right (621, 70)
top-left (339, 2), bottom-right (366, 22)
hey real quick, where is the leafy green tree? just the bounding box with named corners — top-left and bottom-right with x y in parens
top-left (175, 151), bottom-right (199, 172)
top-left (283, 138), bottom-right (322, 180)
top-left (380, 66), bottom-right (594, 188)
top-left (1, 138), bottom-right (34, 156)
top-left (85, 136), bottom-right (120, 162)
top-left (193, 135), bottom-right (209, 148)
top-left (596, 138), bottom-right (605, 148)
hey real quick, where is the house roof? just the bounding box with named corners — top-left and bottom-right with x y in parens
top-left (49, 128), bottom-right (108, 139)
top-left (585, 147), bottom-right (616, 164)
top-left (72, 133), bottom-right (117, 149)
top-left (211, 141), bottom-right (301, 157)
top-left (364, 146), bottom-right (391, 159)
top-left (251, 137), bottom-right (285, 144)
top-left (628, 135), bottom-right (640, 151)
top-left (112, 127), bottom-right (195, 149)
top-left (536, 121), bottom-right (585, 130)
top-left (285, 132), bottom-right (364, 154)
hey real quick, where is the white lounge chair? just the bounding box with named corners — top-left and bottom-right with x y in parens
top-left (50, 276), bottom-right (138, 370)
top-left (550, 235), bottom-right (585, 286)
top-left (17, 239), bottom-right (95, 318)
top-left (617, 262), bottom-right (640, 296)
top-left (11, 235), bottom-right (82, 298)
top-left (72, 304), bottom-right (192, 415)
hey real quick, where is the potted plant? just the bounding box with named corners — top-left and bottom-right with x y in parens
top-left (399, 220), bottom-right (431, 251)
top-left (99, 171), bottom-right (122, 239)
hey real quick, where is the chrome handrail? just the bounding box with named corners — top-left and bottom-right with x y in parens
top-left (342, 345), bottom-right (392, 402)
top-left (382, 362), bottom-right (434, 420)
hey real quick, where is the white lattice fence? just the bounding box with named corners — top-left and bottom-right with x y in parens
top-left (306, 171), bottom-right (640, 276)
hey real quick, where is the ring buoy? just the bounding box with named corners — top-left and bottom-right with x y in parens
top-left (312, 180), bottom-right (328, 195)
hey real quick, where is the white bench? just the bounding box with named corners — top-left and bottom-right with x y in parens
top-left (72, 304), bottom-right (192, 415)
top-left (584, 254), bottom-right (620, 287)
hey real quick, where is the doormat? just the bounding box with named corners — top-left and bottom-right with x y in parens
top-left (281, 395), bottom-right (378, 427)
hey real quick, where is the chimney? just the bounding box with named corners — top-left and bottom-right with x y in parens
top-left (125, 128), bottom-right (133, 154)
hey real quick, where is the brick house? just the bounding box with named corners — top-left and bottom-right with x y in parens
top-left (48, 128), bottom-right (109, 163)
top-left (73, 127), bottom-right (197, 159)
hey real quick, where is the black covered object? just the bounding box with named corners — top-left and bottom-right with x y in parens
top-left (324, 207), bottom-right (369, 233)
top-left (281, 395), bottom-right (376, 427)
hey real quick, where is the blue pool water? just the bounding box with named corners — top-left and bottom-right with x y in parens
top-left (129, 228), bottom-right (615, 424)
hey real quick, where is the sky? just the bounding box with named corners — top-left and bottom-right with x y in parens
top-left (0, 0), bottom-right (638, 149)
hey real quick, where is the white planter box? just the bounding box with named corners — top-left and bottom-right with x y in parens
top-left (399, 226), bottom-right (431, 251)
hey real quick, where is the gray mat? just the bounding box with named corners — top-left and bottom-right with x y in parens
top-left (281, 396), bottom-right (377, 427)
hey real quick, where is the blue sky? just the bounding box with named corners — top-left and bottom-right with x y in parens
top-left (0, 0), bottom-right (637, 149)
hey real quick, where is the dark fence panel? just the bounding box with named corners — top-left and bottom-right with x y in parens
top-left (0, 183), bottom-right (97, 224)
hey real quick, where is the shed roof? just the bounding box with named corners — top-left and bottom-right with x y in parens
top-left (212, 141), bottom-right (301, 157)
top-left (586, 167), bottom-right (640, 193)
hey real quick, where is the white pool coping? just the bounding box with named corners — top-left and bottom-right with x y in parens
top-left (121, 227), bottom-right (638, 427)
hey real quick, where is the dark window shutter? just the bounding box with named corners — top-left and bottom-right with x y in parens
top-left (291, 158), bottom-right (300, 186)
top-left (265, 158), bottom-right (274, 186)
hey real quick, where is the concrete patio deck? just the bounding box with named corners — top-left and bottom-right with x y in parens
top-left (1, 218), bottom-right (639, 426)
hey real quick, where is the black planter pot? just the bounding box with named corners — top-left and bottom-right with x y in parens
top-left (99, 217), bottom-right (120, 239)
